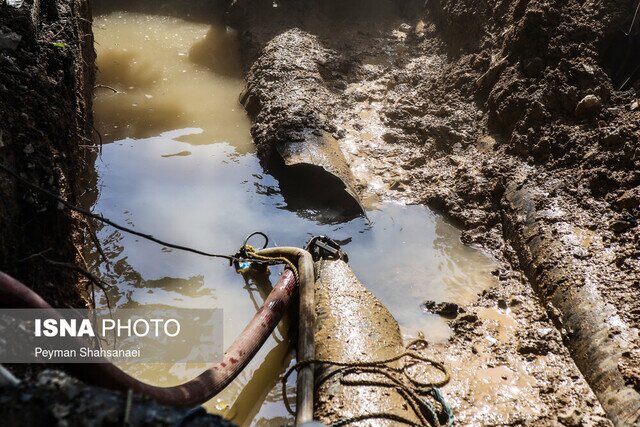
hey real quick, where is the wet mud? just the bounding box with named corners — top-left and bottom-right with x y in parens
top-left (87, 9), bottom-right (504, 423)
top-left (231, 0), bottom-right (639, 424)
top-left (0, 370), bottom-right (234, 426)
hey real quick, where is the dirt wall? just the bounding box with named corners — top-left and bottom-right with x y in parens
top-left (418, 2), bottom-right (640, 422)
top-left (0, 0), bottom-right (94, 308)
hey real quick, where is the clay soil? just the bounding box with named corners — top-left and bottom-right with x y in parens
top-left (233, 0), bottom-right (639, 424)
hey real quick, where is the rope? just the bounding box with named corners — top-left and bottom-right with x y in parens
top-left (624, 0), bottom-right (640, 36)
top-left (282, 339), bottom-right (452, 426)
top-left (331, 413), bottom-right (427, 426)
top-left (239, 244), bottom-right (299, 283)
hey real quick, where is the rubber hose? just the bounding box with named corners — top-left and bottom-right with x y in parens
top-left (0, 264), bottom-right (296, 407)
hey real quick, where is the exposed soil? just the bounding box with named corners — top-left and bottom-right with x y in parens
top-left (0, 0), bottom-right (94, 309)
top-left (231, 0), bottom-right (640, 424)
top-left (0, 370), bottom-right (234, 426)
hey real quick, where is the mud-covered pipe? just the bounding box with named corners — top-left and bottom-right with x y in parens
top-left (0, 254), bottom-right (300, 408)
top-left (258, 247), bottom-right (315, 425)
top-left (503, 184), bottom-right (640, 426)
top-left (312, 259), bottom-right (425, 425)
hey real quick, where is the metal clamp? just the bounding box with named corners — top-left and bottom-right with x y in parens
top-left (305, 236), bottom-right (349, 263)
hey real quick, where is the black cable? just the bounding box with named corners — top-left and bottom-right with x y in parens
top-left (242, 231), bottom-right (269, 250)
top-left (0, 162), bottom-right (238, 262)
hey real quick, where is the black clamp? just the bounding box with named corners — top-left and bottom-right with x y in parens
top-left (305, 236), bottom-right (349, 263)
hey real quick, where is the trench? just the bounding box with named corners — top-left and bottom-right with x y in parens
top-left (86, 9), bottom-right (499, 426)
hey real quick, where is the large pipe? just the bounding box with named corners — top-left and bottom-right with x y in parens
top-left (0, 245), bottom-right (314, 410)
top-left (313, 259), bottom-right (424, 425)
top-left (503, 184), bottom-right (640, 425)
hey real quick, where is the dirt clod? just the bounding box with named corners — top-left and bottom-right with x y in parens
top-left (575, 94), bottom-right (602, 118)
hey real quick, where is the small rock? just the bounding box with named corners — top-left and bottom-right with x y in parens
top-left (458, 313), bottom-right (479, 323)
top-left (409, 157), bottom-right (426, 167)
top-left (476, 135), bottom-right (496, 152)
top-left (351, 88), bottom-right (368, 102)
top-left (609, 218), bottom-right (637, 233)
top-left (23, 143), bottom-right (34, 154)
top-left (537, 327), bottom-right (553, 337)
top-left (615, 187), bottom-right (640, 210)
top-left (517, 340), bottom-right (550, 355)
top-left (0, 29), bottom-right (22, 51)
top-left (382, 131), bottom-right (400, 144)
top-left (433, 106), bottom-right (451, 117)
top-left (510, 296), bottom-right (524, 306)
top-left (389, 180), bottom-right (405, 191)
top-left (631, 100), bottom-right (638, 111)
top-left (422, 301), bottom-right (460, 318)
top-left (558, 408), bottom-right (583, 427)
top-left (575, 94), bottom-right (602, 117)
top-left (50, 403), bottom-right (71, 420)
top-left (497, 299), bottom-right (508, 310)
top-left (572, 247), bottom-right (589, 259)
top-left (448, 156), bottom-right (462, 166)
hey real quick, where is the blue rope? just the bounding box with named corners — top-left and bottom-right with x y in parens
top-left (430, 387), bottom-right (454, 427)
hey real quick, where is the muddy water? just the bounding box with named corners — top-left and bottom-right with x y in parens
top-left (90, 12), bottom-right (498, 426)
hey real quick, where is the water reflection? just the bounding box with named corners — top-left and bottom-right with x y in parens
top-left (88, 134), bottom-right (498, 421)
top-left (91, 11), bottom-right (498, 426)
top-left (263, 158), bottom-right (366, 225)
top-left (226, 339), bottom-right (294, 426)
top-left (94, 13), bottom-right (251, 149)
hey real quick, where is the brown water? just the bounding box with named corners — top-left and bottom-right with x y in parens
top-left (91, 12), bottom-right (498, 426)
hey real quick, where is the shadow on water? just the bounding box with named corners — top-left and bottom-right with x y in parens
top-left (189, 26), bottom-right (244, 78)
top-left (261, 155), bottom-right (365, 225)
top-left (226, 338), bottom-right (294, 426)
top-left (226, 268), bottom-right (296, 426)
